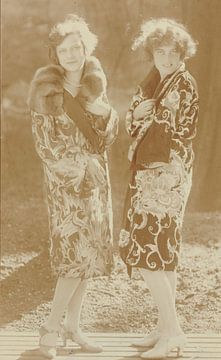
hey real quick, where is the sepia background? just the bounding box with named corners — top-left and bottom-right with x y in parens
top-left (1, 0), bottom-right (221, 333)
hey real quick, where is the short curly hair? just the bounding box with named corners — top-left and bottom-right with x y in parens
top-left (48, 14), bottom-right (98, 63)
top-left (132, 18), bottom-right (197, 60)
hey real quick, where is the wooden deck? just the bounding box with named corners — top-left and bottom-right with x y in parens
top-left (0, 331), bottom-right (220, 359)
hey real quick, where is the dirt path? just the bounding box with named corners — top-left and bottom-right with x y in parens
top-left (1, 213), bottom-right (221, 334)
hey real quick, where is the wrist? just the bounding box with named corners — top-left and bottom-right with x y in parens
top-left (132, 110), bottom-right (141, 122)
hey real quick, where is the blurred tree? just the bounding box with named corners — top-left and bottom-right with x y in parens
top-left (180, 0), bottom-right (221, 211)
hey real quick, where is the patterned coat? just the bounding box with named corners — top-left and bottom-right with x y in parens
top-left (31, 73), bottom-right (118, 279)
top-left (119, 63), bottom-right (199, 273)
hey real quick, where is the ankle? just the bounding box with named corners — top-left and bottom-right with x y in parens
top-left (62, 321), bottom-right (79, 333)
top-left (153, 326), bottom-right (161, 333)
top-left (160, 329), bottom-right (185, 338)
top-left (43, 322), bottom-right (60, 333)
top-left (149, 329), bottom-right (161, 336)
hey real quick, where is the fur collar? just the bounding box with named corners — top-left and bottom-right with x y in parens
top-left (27, 56), bottom-right (106, 116)
top-left (27, 64), bottom-right (64, 116)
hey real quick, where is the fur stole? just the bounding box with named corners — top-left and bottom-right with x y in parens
top-left (27, 56), bottom-right (107, 116)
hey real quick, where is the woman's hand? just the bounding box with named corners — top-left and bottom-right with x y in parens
top-left (85, 100), bottom-right (111, 118)
top-left (133, 99), bottom-right (155, 121)
top-left (50, 156), bottom-right (86, 178)
top-left (86, 157), bottom-right (106, 186)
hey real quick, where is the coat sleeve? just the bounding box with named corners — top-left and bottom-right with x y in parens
top-left (156, 75), bottom-right (199, 142)
top-left (86, 61), bottom-right (119, 147)
top-left (31, 110), bottom-right (111, 194)
top-left (31, 111), bottom-right (66, 165)
top-left (97, 107), bottom-right (119, 146)
top-left (173, 76), bottom-right (199, 141)
top-left (158, 74), bottom-right (199, 170)
top-left (125, 88), bottom-right (147, 137)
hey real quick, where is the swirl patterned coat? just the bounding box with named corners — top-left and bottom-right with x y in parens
top-left (119, 63), bottom-right (199, 274)
top-left (31, 94), bottom-right (118, 279)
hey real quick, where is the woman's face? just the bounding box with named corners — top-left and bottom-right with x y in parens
top-left (56, 33), bottom-right (85, 72)
top-left (152, 43), bottom-right (181, 79)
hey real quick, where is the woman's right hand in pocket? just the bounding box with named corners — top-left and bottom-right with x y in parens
top-left (133, 99), bottom-right (155, 121)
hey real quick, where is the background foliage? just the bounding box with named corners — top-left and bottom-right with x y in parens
top-left (1, 0), bottom-right (221, 334)
top-left (2, 0), bottom-right (221, 250)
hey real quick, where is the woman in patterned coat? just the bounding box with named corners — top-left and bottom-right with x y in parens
top-left (119, 18), bottom-right (199, 359)
top-left (28, 14), bottom-right (118, 358)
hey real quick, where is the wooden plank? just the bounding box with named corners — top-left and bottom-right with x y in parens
top-left (0, 358), bottom-right (136, 360)
top-left (0, 344), bottom-right (220, 351)
top-left (0, 355), bottom-right (221, 360)
top-left (0, 339), bottom-right (218, 347)
top-left (1, 349), bottom-right (221, 357)
top-left (0, 358), bottom-right (219, 360)
top-left (0, 331), bottom-right (221, 338)
top-left (0, 346), bottom-right (220, 358)
top-left (0, 337), bottom-right (220, 342)
top-left (0, 344), bottom-right (220, 358)
top-left (0, 339), bottom-right (220, 348)
top-left (92, 333), bottom-right (221, 338)
top-left (0, 334), bottom-right (220, 341)
top-left (0, 341), bottom-right (221, 351)
top-left (0, 358), bottom-right (220, 360)
top-left (0, 332), bottom-right (220, 360)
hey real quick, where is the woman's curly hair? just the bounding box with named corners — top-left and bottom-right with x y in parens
top-left (132, 18), bottom-right (197, 60)
top-left (48, 14), bottom-right (98, 63)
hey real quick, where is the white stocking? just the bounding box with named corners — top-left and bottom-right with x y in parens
top-left (44, 277), bottom-right (81, 331)
top-left (140, 269), bottom-right (182, 336)
top-left (64, 279), bottom-right (88, 331)
top-left (165, 270), bottom-right (177, 304)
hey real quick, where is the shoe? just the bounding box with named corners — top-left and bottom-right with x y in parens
top-left (39, 326), bottom-right (58, 359)
top-left (60, 325), bottom-right (103, 353)
top-left (140, 333), bottom-right (187, 359)
top-left (131, 330), bottom-right (160, 347)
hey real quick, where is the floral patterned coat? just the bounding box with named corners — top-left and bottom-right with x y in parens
top-left (119, 63), bottom-right (199, 273)
top-left (32, 100), bottom-right (118, 279)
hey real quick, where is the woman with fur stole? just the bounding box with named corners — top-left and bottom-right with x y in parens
top-left (27, 14), bottom-right (118, 359)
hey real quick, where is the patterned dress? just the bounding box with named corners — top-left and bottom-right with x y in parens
top-left (32, 94), bottom-right (118, 279)
top-left (119, 63), bottom-right (199, 273)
